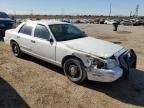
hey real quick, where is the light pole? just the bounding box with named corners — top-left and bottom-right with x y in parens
top-left (109, 2), bottom-right (112, 17)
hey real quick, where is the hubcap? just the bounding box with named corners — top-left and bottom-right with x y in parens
top-left (14, 45), bottom-right (18, 53)
top-left (12, 44), bottom-right (19, 55)
top-left (68, 65), bottom-right (79, 77)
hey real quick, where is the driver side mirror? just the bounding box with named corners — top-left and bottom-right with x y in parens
top-left (82, 31), bottom-right (85, 34)
top-left (49, 38), bottom-right (54, 43)
top-left (82, 31), bottom-right (87, 36)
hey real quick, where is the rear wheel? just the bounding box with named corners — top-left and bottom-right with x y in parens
top-left (11, 41), bottom-right (23, 57)
top-left (63, 58), bottom-right (87, 83)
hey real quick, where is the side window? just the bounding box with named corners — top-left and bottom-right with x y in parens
top-left (19, 24), bottom-right (33, 36)
top-left (34, 24), bottom-right (50, 40)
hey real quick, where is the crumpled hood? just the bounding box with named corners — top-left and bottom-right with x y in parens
top-left (62, 37), bottom-right (123, 58)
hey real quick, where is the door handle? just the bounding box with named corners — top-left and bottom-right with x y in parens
top-left (31, 40), bottom-right (36, 43)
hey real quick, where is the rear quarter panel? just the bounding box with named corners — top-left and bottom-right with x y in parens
top-left (4, 29), bottom-right (18, 45)
top-left (4, 22), bottom-right (25, 45)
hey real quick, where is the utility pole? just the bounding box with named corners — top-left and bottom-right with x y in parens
top-left (61, 8), bottom-right (65, 16)
top-left (130, 11), bottom-right (132, 18)
top-left (61, 8), bottom-right (65, 19)
top-left (30, 9), bottom-right (33, 20)
top-left (134, 4), bottom-right (139, 18)
top-left (109, 2), bottom-right (112, 17)
top-left (30, 9), bottom-right (33, 16)
top-left (13, 10), bottom-right (16, 16)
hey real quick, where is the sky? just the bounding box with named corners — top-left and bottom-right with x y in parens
top-left (0, 0), bottom-right (144, 16)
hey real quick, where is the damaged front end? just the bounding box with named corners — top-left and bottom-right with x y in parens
top-left (84, 55), bottom-right (123, 82)
top-left (73, 48), bottom-right (137, 82)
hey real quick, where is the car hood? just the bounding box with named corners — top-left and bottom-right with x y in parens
top-left (62, 37), bottom-right (123, 58)
top-left (0, 18), bottom-right (14, 23)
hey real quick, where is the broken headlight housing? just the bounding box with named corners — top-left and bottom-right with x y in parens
top-left (106, 58), bottom-right (118, 69)
top-left (86, 55), bottom-right (105, 68)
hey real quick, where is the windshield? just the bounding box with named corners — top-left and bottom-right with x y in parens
top-left (0, 12), bottom-right (9, 18)
top-left (49, 24), bottom-right (87, 41)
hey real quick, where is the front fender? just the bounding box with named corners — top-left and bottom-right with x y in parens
top-left (72, 53), bottom-right (92, 67)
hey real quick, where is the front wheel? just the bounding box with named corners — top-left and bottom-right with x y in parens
top-left (11, 41), bottom-right (23, 57)
top-left (63, 58), bottom-right (87, 83)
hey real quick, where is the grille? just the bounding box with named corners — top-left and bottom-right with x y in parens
top-left (119, 51), bottom-right (129, 70)
top-left (119, 49), bottom-right (137, 79)
top-left (119, 49), bottom-right (137, 70)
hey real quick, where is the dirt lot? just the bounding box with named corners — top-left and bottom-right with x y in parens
top-left (0, 24), bottom-right (144, 108)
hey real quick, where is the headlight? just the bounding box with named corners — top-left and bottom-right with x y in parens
top-left (106, 59), bottom-right (117, 69)
top-left (85, 55), bottom-right (94, 67)
top-left (86, 55), bottom-right (104, 68)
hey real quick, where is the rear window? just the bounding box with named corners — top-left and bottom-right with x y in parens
top-left (19, 24), bottom-right (33, 36)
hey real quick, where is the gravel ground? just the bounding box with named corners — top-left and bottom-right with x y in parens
top-left (0, 24), bottom-right (144, 108)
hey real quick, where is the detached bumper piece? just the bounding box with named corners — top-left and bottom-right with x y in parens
top-left (119, 49), bottom-right (137, 79)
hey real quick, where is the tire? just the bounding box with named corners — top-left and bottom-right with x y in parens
top-left (63, 58), bottom-right (87, 83)
top-left (11, 41), bottom-right (23, 57)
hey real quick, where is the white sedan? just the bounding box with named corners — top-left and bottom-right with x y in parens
top-left (104, 20), bottom-right (117, 25)
top-left (4, 20), bottom-right (137, 83)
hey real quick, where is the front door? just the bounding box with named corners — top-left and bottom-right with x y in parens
top-left (31, 24), bottom-right (56, 63)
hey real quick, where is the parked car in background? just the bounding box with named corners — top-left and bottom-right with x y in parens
top-left (120, 20), bottom-right (133, 26)
top-left (104, 20), bottom-right (115, 25)
top-left (4, 20), bottom-right (137, 83)
top-left (99, 18), bottom-right (105, 24)
top-left (104, 19), bottom-right (120, 25)
top-left (130, 19), bottom-right (142, 26)
top-left (142, 20), bottom-right (144, 26)
top-left (61, 19), bottom-right (71, 23)
top-left (0, 12), bottom-right (15, 37)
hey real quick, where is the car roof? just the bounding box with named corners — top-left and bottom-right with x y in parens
top-left (26, 20), bottom-right (69, 25)
top-left (0, 11), bottom-right (6, 14)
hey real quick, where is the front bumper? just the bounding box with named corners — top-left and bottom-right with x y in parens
top-left (87, 66), bottom-right (123, 82)
top-left (86, 49), bottom-right (137, 82)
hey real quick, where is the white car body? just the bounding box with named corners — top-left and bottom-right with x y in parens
top-left (4, 20), bottom-right (137, 82)
top-left (104, 20), bottom-right (117, 25)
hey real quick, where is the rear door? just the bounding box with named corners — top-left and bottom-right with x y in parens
top-left (31, 24), bottom-right (56, 62)
top-left (17, 23), bottom-right (34, 53)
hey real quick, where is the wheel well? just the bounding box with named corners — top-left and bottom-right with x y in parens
top-left (10, 40), bottom-right (17, 45)
top-left (10, 40), bottom-right (20, 49)
top-left (62, 55), bottom-right (84, 67)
